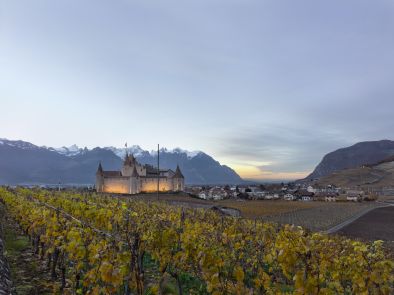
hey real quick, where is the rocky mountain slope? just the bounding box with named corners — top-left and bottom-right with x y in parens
top-left (306, 140), bottom-right (394, 180)
top-left (0, 139), bottom-right (243, 185)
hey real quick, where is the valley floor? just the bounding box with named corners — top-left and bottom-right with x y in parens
top-left (126, 193), bottom-right (384, 231)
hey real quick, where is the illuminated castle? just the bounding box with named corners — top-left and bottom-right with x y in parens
top-left (96, 153), bottom-right (184, 194)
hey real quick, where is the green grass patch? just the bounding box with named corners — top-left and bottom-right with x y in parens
top-left (4, 227), bottom-right (30, 256)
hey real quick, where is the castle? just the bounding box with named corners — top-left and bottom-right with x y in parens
top-left (96, 153), bottom-right (185, 194)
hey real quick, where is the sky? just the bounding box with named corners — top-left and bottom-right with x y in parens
top-left (1, 0), bottom-right (394, 181)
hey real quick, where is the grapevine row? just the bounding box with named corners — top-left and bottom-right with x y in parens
top-left (0, 187), bottom-right (393, 294)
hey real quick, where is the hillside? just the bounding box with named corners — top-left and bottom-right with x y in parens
top-left (313, 158), bottom-right (394, 188)
top-left (0, 139), bottom-right (243, 185)
top-left (306, 140), bottom-right (394, 180)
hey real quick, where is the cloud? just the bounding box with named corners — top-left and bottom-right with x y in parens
top-left (215, 125), bottom-right (355, 177)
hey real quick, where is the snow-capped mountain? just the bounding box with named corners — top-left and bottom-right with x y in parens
top-left (0, 138), bottom-right (243, 185)
top-left (151, 147), bottom-right (201, 159)
top-left (0, 139), bottom-right (202, 160)
top-left (104, 145), bottom-right (147, 159)
top-left (48, 144), bottom-right (85, 157)
top-left (0, 138), bottom-right (39, 150)
top-left (104, 146), bottom-right (201, 159)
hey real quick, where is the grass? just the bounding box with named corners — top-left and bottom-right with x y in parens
top-left (4, 227), bottom-right (30, 256)
top-left (1, 204), bottom-right (55, 295)
top-left (143, 253), bottom-right (209, 294)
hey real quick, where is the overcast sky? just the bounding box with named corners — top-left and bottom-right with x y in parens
top-left (1, 0), bottom-right (393, 180)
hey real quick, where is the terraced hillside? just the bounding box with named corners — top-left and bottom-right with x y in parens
top-left (314, 159), bottom-right (394, 188)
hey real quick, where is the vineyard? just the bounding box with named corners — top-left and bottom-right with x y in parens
top-left (260, 202), bottom-right (381, 232)
top-left (0, 187), bottom-right (393, 295)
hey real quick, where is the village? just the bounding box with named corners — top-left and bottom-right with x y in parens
top-left (185, 183), bottom-right (385, 202)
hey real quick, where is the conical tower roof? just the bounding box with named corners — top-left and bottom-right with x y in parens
top-left (173, 165), bottom-right (184, 179)
top-left (96, 162), bottom-right (103, 175)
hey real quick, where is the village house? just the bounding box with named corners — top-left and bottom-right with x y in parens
top-left (284, 193), bottom-right (296, 201)
top-left (346, 195), bottom-right (360, 202)
top-left (325, 194), bottom-right (338, 202)
top-left (346, 190), bottom-right (364, 202)
top-left (307, 186), bottom-right (316, 193)
top-left (198, 192), bottom-right (208, 200)
top-left (296, 191), bottom-right (315, 201)
top-left (209, 187), bottom-right (228, 200)
top-left (313, 191), bottom-right (339, 202)
top-left (264, 193), bottom-right (280, 200)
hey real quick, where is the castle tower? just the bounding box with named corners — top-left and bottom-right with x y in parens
top-left (122, 152), bottom-right (136, 176)
top-left (96, 162), bottom-right (104, 192)
top-left (172, 165), bottom-right (185, 192)
top-left (130, 165), bottom-right (140, 194)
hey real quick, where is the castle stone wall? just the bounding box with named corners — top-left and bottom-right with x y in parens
top-left (140, 178), bottom-right (173, 192)
top-left (103, 177), bottom-right (130, 194)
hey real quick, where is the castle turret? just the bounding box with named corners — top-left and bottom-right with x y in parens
top-left (173, 165), bottom-right (184, 179)
top-left (172, 165), bottom-right (185, 191)
top-left (96, 162), bottom-right (104, 192)
top-left (122, 153), bottom-right (136, 176)
top-left (96, 162), bottom-right (103, 175)
top-left (129, 165), bottom-right (140, 194)
top-left (124, 152), bottom-right (136, 166)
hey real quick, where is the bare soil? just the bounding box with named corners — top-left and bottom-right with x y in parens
top-left (337, 206), bottom-right (394, 252)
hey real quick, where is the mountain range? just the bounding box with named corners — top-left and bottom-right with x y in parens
top-left (306, 140), bottom-right (394, 180)
top-left (0, 139), bottom-right (243, 185)
top-left (2, 138), bottom-right (393, 187)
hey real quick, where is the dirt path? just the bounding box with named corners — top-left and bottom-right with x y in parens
top-left (0, 204), bottom-right (57, 295)
top-left (0, 216), bottom-right (12, 294)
